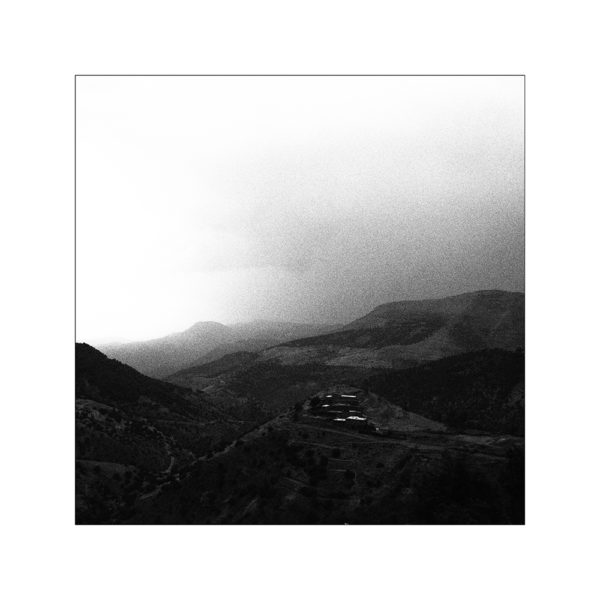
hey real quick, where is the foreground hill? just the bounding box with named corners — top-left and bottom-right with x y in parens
top-left (77, 343), bottom-right (524, 524)
top-left (259, 290), bottom-right (524, 369)
top-left (76, 342), bottom-right (228, 423)
top-left (127, 390), bottom-right (524, 524)
top-left (76, 343), bottom-right (267, 523)
top-left (98, 320), bottom-right (337, 378)
top-left (77, 290), bottom-right (524, 524)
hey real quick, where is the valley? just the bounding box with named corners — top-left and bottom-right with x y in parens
top-left (76, 290), bottom-right (524, 524)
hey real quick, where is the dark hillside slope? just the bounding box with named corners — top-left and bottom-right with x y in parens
top-left (365, 349), bottom-right (524, 435)
top-left (76, 343), bottom-right (224, 422)
top-left (129, 409), bottom-right (524, 525)
top-left (167, 349), bottom-right (381, 417)
top-left (76, 343), bottom-right (524, 524)
top-left (76, 343), bottom-right (261, 523)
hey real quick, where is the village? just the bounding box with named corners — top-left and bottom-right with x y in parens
top-left (305, 387), bottom-right (374, 431)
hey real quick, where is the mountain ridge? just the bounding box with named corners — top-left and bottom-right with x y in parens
top-left (98, 320), bottom-right (339, 378)
top-left (258, 289), bottom-right (523, 369)
top-left (345, 289), bottom-right (523, 329)
top-left (96, 289), bottom-right (523, 377)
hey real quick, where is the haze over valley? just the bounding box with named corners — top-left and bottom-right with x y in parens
top-left (76, 76), bottom-right (524, 524)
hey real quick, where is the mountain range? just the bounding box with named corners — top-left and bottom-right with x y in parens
top-left (259, 289), bottom-right (523, 368)
top-left (164, 289), bottom-right (523, 389)
top-left (98, 290), bottom-right (523, 379)
top-left (98, 320), bottom-right (339, 378)
top-left (77, 289), bottom-right (524, 524)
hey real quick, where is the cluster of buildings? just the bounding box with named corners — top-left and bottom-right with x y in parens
top-left (308, 387), bottom-right (368, 424)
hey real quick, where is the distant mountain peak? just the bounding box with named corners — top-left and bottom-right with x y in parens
top-left (179, 321), bottom-right (230, 336)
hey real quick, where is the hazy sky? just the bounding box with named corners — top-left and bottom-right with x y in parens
top-left (76, 76), bottom-right (524, 343)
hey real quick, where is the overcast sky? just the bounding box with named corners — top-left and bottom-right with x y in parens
top-left (76, 76), bottom-right (524, 343)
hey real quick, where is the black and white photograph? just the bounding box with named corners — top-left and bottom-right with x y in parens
top-left (76, 75), bottom-right (524, 525)
top-left (4, 1), bottom-right (600, 598)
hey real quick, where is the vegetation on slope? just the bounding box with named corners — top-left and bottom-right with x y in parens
top-left (365, 349), bottom-right (524, 435)
top-left (128, 420), bottom-right (524, 525)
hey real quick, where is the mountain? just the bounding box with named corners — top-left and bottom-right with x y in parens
top-left (98, 321), bottom-right (233, 378)
top-left (75, 343), bottom-right (266, 523)
top-left (365, 348), bottom-right (525, 435)
top-left (98, 320), bottom-right (339, 378)
top-left (167, 345), bottom-right (524, 436)
top-left (75, 342), bottom-right (250, 454)
top-left (127, 352), bottom-right (524, 524)
top-left (166, 289), bottom-right (524, 402)
top-left (77, 342), bottom-right (219, 417)
top-left (77, 344), bottom-right (524, 525)
top-left (77, 289), bottom-right (524, 524)
top-left (134, 344), bottom-right (524, 524)
top-left (258, 290), bottom-right (524, 369)
top-left (182, 321), bottom-right (342, 370)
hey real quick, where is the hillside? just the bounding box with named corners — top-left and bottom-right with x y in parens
top-left (258, 290), bottom-right (524, 369)
top-left (76, 343), bottom-right (267, 523)
top-left (77, 343), bottom-right (524, 524)
top-left (98, 320), bottom-right (338, 378)
top-left (126, 391), bottom-right (524, 525)
top-left (97, 291), bottom-right (523, 378)
top-left (165, 351), bottom-right (259, 385)
top-left (77, 290), bottom-right (525, 524)
top-left (167, 346), bottom-right (523, 436)
top-left (365, 349), bottom-right (525, 435)
top-left (98, 321), bottom-right (234, 378)
top-left (76, 342), bottom-right (227, 422)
